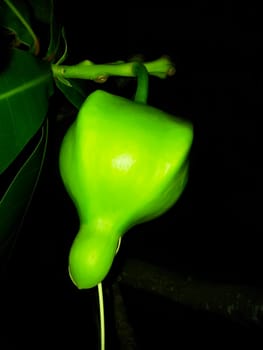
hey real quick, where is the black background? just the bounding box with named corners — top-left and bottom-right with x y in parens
top-left (2, 2), bottom-right (263, 348)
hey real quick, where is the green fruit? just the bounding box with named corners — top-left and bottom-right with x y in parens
top-left (59, 89), bottom-right (193, 289)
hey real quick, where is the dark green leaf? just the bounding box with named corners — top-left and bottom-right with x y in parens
top-left (0, 0), bottom-right (35, 51)
top-left (55, 77), bottom-right (88, 110)
top-left (0, 48), bottom-right (53, 173)
top-left (27, 0), bottom-right (53, 25)
top-left (27, 0), bottom-right (65, 62)
top-left (0, 120), bottom-right (48, 257)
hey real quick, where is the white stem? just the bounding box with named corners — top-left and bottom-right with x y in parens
top-left (98, 282), bottom-right (105, 350)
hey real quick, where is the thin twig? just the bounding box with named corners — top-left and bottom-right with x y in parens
top-left (118, 258), bottom-right (263, 327)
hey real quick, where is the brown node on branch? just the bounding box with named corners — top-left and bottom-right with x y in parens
top-left (94, 75), bottom-right (108, 83)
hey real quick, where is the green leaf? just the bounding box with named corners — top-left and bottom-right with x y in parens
top-left (0, 48), bottom-right (53, 174)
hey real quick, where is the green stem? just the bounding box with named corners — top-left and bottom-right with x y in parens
top-left (52, 61), bottom-right (142, 80)
top-left (51, 56), bottom-right (175, 87)
top-left (132, 62), bottom-right (149, 103)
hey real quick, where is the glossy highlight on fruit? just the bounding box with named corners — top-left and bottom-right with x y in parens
top-left (59, 89), bottom-right (193, 289)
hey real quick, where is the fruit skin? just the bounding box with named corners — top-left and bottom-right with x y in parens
top-left (59, 89), bottom-right (193, 289)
